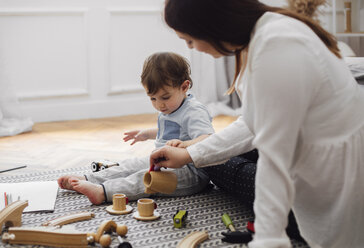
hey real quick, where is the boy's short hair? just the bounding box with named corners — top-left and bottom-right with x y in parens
top-left (141, 52), bottom-right (193, 95)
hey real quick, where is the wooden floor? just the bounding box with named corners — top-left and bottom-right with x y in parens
top-left (0, 114), bottom-right (236, 177)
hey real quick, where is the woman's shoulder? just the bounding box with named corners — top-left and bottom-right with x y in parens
top-left (249, 12), bottom-right (324, 59)
top-left (253, 12), bottom-right (311, 41)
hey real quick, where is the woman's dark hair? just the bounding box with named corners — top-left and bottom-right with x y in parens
top-left (141, 52), bottom-right (192, 95)
top-left (164, 0), bottom-right (341, 93)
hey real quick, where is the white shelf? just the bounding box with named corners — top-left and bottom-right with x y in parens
top-left (336, 32), bottom-right (364, 37)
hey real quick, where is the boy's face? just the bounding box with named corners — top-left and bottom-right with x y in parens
top-left (146, 80), bottom-right (189, 115)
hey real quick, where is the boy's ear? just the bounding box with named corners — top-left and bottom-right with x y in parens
top-left (181, 80), bottom-right (190, 92)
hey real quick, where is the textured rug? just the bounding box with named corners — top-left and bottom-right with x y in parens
top-left (0, 167), bottom-right (309, 248)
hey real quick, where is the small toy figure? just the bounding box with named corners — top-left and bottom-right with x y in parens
top-left (173, 210), bottom-right (188, 228)
top-left (91, 160), bottom-right (119, 172)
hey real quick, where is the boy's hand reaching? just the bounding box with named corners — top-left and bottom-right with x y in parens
top-left (123, 130), bottom-right (148, 145)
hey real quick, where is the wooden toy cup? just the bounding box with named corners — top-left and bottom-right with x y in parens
top-left (143, 171), bottom-right (177, 194)
top-left (137, 198), bottom-right (157, 217)
top-left (112, 193), bottom-right (128, 211)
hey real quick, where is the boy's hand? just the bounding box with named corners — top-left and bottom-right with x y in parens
top-left (166, 139), bottom-right (192, 148)
top-left (123, 130), bottom-right (148, 145)
top-left (176, 141), bottom-right (191, 148)
top-left (166, 139), bottom-right (183, 147)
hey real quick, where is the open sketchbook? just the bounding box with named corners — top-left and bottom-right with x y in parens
top-left (0, 181), bottom-right (58, 212)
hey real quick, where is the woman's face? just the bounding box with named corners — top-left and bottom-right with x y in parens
top-left (175, 31), bottom-right (223, 58)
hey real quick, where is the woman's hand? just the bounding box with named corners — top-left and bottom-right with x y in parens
top-left (123, 130), bottom-right (148, 145)
top-left (150, 146), bottom-right (193, 169)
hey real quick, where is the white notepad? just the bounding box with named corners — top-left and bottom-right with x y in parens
top-left (0, 181), bottom-right (58, 212)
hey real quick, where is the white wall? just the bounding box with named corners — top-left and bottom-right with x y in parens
top-left (1, 0), bottom-right (362, 122)
top-left (0, 0), bottom-right (189, 122)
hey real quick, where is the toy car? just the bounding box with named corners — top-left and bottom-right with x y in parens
top-left (173, 210), bottom-right (188, 228)
top-left (91, 160), bottom-right (119, 172)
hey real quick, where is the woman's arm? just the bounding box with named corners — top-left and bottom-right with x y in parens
top-left (247, 34), bottom-right (317, 248)
top-left (150, 118), bottom-right (255, 169)
top-left (187, 116), bottom-right (255, 167)
top-left (182, 134), bottom-right (210, 147)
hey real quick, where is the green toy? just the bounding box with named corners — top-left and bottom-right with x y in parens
top-left (173, 210), bottom-right (188, 228)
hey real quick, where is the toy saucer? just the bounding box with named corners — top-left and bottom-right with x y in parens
top-left (106, 205), bottom-right (133, 215)
top-left (133, 210), bottom-right (160, 221)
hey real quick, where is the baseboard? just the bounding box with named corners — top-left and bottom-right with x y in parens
top-left (19, 94), bottom-right (155, 122)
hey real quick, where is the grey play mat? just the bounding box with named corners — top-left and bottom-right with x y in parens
top-left (0, 167), bottom-right (309, 248)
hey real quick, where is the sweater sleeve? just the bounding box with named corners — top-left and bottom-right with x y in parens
top-left (247, 36), bottom-right (317, 248)
top-left (187, 115), bottom-right (255, 167)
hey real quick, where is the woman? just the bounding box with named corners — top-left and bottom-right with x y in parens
top-left (150, 0), bottom-right (364, 247)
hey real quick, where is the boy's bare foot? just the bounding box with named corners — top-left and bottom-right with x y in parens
top-left (69, 179), bottom-right (105, 205)
top-left (57, 175), bottom-right (85, 190)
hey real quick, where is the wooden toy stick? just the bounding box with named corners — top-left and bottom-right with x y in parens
top-left (1, 226), bottom-right (95, 247)
top-left (0, 200), bottom-right (28, 229)
top-left (176, 231), bottom-right (208, 248)
top-left (42, 212), bottom-right (95, 226)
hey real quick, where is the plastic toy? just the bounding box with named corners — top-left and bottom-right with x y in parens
top-left (221, 213), bottom-right (252, 244)
top-left (91, 160), bottom-right (119, 172)
top-left (176, 231), bottom-right (208, 248)
top-left (173, 210), bottom-right (188, 228)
